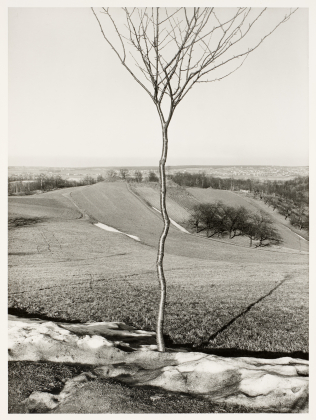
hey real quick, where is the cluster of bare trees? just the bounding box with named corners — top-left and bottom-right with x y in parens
top-left (171, 172), bottom-right (309, 232)
top-left (107, 169), bottom-right (158, 182)
top-left (263, 195), bottom-right (309, 231)
top-left (119, 168), bottom-right (144, 182)
top-left (189, 202), bottom-right (282, 247)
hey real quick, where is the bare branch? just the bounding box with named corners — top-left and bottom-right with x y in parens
top-left (91, 7), bottom-right (155, 101)
top-left (92, 7), bottom-right (298, 118)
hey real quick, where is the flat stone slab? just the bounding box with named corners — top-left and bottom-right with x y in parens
top-left (8, 317), bottom-right (308, 413)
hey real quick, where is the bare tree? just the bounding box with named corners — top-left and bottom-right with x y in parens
top-left (134, 170), bottom-right (143, 183)
top-left (119, 168), bottom-right (129, 180)
top-left (244, 211), bottom-right (282, 247)
top-left (222, 205), bottom-right (249, 239)
top-left (106, 169), bottom-right (117, 180)
top-left (92, 7), bottom-right (297, 352)
top-left (148, 171), bottom-right (159, 182)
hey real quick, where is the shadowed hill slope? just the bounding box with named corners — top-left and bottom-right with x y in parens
top-left (129, 183), bottom-right (192, 224)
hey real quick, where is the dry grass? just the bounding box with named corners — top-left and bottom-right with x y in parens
top-left (8, 361), bottom-right (89, 413)
top-left (9, 193), bottom-right (81, 220)
top-left (8, 183), bottom-right (308, 354)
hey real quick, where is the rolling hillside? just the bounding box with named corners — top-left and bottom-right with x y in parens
top-left (8, 191), bottom-right (82, 221)
top-left (69, 182), bottom-right (307, 259)
top-left (8, 181), bottom-right (308, 352)
top-left (126, 183), bottom-right (308, 253)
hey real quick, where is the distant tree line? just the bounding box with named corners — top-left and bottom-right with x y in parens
top-left (107, 169), bottom-right (159, 183)
top-left (171, 172), bottom-right (308, 200)
top-left (8, 173), bottom-right (105, 195)
top-left (189, 202), bottom-right (282, 247)
top-left (171, 172), bottom-right (309, 231)
top-left (8, 169), bottom-right (160, 195)
top-left (171, 172), bottom-right (253, 190)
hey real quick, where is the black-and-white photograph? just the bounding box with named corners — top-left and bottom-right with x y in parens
top-left (6, 2), bottom-right (311, 415)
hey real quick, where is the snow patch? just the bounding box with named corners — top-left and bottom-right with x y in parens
top-left (94, 222), bottom-right (140, 242)
top-left (152, 207), bottom-right (190, 234)
top-left (9, 318), bottom-right (309, 413)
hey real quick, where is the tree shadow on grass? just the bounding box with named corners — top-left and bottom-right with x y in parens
top-left (205, 274), bottom-right (292, 343)
top-left (165, 274), bottom-right (309, 360)
top-left (165, 341), bottom-right (308, 361)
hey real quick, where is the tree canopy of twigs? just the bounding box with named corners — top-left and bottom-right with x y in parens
top-left (91, 7), bottom-right (297, 352)
top-left (92, 7), bottom-right (297, 121)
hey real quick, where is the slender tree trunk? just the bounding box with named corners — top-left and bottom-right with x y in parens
top-left (156, 124), bottom-right (170, 352)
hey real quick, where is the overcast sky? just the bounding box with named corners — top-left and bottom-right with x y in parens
top-left (8, 7), bottom-right (308, 167)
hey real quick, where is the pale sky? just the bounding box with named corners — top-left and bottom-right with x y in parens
top-left (8, 7), bottom-right (308, 167)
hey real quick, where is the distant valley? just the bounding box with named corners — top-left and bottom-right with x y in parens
top-left (8, 165), bottom-right (309, 181)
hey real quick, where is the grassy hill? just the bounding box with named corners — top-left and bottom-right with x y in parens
top-left (8, 190), bottom-right (82, 221)
top-left (187, 187), bottom-right (259, 210)
top-left (184, 187), bottom-right (308, 253)
top-left (129, 183), bottom-right (191, 225)
top-left (8, 181), bottom-right (308, 354)
top-left (127, 183), bottom-right (308, 253)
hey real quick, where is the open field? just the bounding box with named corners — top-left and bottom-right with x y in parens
top-left (8, 181), bottom-right (308, 355)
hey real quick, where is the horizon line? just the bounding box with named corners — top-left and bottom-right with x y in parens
top-left (8, 164), bottom-right (309, 169)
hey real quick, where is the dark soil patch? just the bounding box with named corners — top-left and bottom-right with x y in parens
top-left (8, 217), bottom-right (45, 229)
top-left (8, 361), bottom-right (89, 413)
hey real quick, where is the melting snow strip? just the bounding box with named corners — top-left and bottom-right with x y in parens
top-left (94, 222), bottom-right (140, 242)
top-left (285, 226), bottom-right (309, 242)
top-left (294, 232), bottom-right (308, 242)
top-left (152, 207), bottom-right (190, 234)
